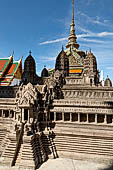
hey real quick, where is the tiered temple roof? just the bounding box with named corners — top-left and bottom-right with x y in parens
top-left (0, 55), bottom-right (22, 86)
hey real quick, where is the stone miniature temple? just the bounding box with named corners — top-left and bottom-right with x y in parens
top-left (0, 0), bottom-right (113, 169)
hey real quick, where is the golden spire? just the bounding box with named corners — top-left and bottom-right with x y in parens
top-left (66, 0), bottom-right (79, 49)
top-left (72, 0), bottom-right (74, 22)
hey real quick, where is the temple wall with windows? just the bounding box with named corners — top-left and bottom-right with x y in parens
top-left (50, 112), bottom-right (113, 125)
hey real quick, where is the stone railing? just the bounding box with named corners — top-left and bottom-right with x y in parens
top-left (53, 100), bottom-right (113, 108)
top-left (63, 90), bottom-right (113, 99)
top-left (11, 122), bottom-right (24, 166)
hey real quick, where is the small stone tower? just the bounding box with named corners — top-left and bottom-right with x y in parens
top-left (55, 47), bottom-right (69, 76)
top-left (41, 66), bottom-right (49, 77)
top-left (22, 51), bottom-right (41, 85)
top-left (84, 50), bottom-right (99, 86)
top-left (104, 76), bottom-right (112, 87)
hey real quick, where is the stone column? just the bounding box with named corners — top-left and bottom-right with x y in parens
top-left (2, 110), bottom-right (3, 118)
top-left (2, 110), bottom-right (5, 118)
top-left (28, 109), bottom-right (30, 124)
top-left (54, 112), bottom-right (56, 121)
top-left (104, 114), bottom-right (107, 124)
top-left (87, 114), bottom-right (89, 123)
top-left (14, 111), bottom-right (16, 120)
top-left (9, 110), bottom-right (11, 118)
top-left (70, 113), bottom-right (72, 122)
top-left (78, 113), bottom-right (80, 123)
top-left (22, 108), bottom-right (24, 122)
top-left (95, 114), bottom-right (97, 124)
top-left (62, 112), bottom-right (64, 121)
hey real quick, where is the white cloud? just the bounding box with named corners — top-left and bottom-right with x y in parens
top-left (78, 12), bottom-right (109, 27)
top-left (77, 25), bottom-right (92, 34)
top-left (39, 37), bottom-right (67, 45)
top-left (39, 27), bottom-right (113, 46)
top-left (97, 32), bottom-right (113, 37)
top-left (77, 31), bottom-right (113, 38)
top-left (38, 56), bottom-right (56, 62)
top-left (45, 57), bottom-right (56, 61)
top-left (79, 38), bottom-right (105, 44)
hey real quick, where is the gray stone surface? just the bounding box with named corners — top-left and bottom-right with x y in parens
top-left (0, 158), bottom-right (111, 170)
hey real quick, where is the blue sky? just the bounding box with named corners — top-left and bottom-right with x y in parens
top-left (0, 0), bottom-right (113, 81)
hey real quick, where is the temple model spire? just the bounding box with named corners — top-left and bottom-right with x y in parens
top-left (66, 0), bottom-right (79, 49)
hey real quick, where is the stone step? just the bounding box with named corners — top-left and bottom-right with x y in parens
top-left (56, 144), bottom-right (113, 151)
top-left (56, 147), bottom-right (113, 156)
top-left (55, 142), bottom-right (113, 151)
top-left (54, 135), bottom-right (113, 143)
top-left (54, 135), bottom-right (113, 141)
top-left (54, 138), bottom-right (113, 146)
top-left (54, 138), bottom-right (113, 150)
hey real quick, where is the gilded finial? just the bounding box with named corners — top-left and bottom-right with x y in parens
top-left (72, 0), bottom-right (74, 23)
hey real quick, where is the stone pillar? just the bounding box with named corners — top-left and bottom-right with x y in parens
top-left (70, 113), bottom-right (72, 122)
top-left (62, 112), bottom-right (64, 121)
top-left (22, 108), bottom-right (24, 122)
top-left (54, 112), bottom-right (56, 121)
top-left (2, 110), bottom-right (5, 118)
top-left (104, 114), bottom-right (107, 124)
top-left (28, 109), bottom-right (30, 124)
top-left (2, 110), bottom-right (3, 118)
top-left (87, 114), bottom-right (89, 123)
top-left (9, 110), bottom-right (11, 118)
top-left (95, 114), bottom-right (97, 124)
top-left (14, 111), bottom-right (16, 120)
top-left (78, 113), bottom-right (80, 123)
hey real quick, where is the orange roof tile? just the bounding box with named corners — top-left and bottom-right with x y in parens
top-left (0, 59), bottom-right (8, 71)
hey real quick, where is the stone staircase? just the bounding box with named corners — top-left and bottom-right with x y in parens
top-left (31, 133), bottom-right (47, 164)
top-left (0, 129), bottom-right (7, 145)
top-left (54, 134), bottom-right (113, 155)
top-left (15, 132), bottom-right (47, 169)
top-left (41, 131), bottom-right (58, 159)
top-left (15, 134), bottom-right (36, 169)
top-left (11, 123), bottom-right (24, 167)
top-left (1, 131), bottom-right (17, 165)
top-left (52, 122), bottom-right (113, 162)
top-left (0, 132), bottom-right (10, 156)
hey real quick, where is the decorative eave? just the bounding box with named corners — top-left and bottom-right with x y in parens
top-left (0, 56), bottom-right (23, 86)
